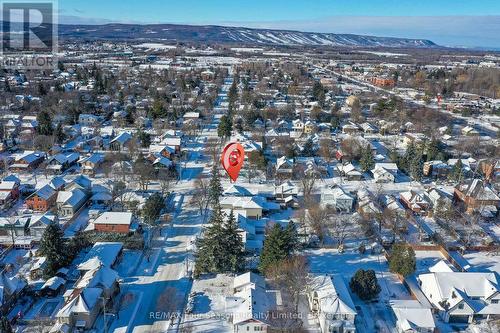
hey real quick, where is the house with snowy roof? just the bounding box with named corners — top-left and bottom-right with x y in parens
top-left (337, 162), bottom-right (363, 181)
top-left (275, 156), bottom-right (294, 180)
top-left (26, 184), bottom-right (57, 211)
top-left (307, 274), bottom-right (357, 333)
top-left (220, 196), bottom-right (274, 220)
top-left (399, 190), bottom-right (431, 214)
top-left (56, 188), bottom-right (88, 218)
top-left (46, 152), bottom-right (80, 174)
top-left (109, 132), bottom-right (133, 151)
top-left (454, 179), bottom-right (500, 216)
top-left (0, 270), bottom-right (26, 313)
top-left (0, 180), bottom-right (20, 209)
top-left (9, 150), bottom-right (45, 171)
top-left (418, 271), bottom-right (500, 323)
top-left (390, 300), bottom-right (435, 333)
top-left (225, 272), bottom-right (280, 333)
top-left (78, 153), bottom-right (104, 176)
top-left (56, 287), bottom-right (103, 330)
top-left (321, 185), bottom-right (356, 212)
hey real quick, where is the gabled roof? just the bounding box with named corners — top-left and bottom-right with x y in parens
top-left (75, 265), bottom-right (119, 290)
top-left (30, 184), bottom-right (56, 200)
top-left (309, 274), bottom-right (357, 316)
top-left (390, 300), bottom-right (435, 331)
top-left (418, 271), bottom-right (500, 310)
top-left (57, 287), bottom-right (102, 317)
top-left (233, 272), bottom-right (265, 291)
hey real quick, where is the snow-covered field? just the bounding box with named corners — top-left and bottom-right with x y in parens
top-left (306, 248), bottom-right (410, 333)
top-left (180, 274), bottom-right (233, 333)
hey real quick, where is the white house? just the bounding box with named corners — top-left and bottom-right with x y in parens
top-left (307, 274), bottom-right (357, 333)
top-left (225, 272), bottom-right (281, 332)
top-left (390, 300), bottom-right (436, 333)
top-left (418, 271), bottom-right (500, 323)
top-left (321, 185), bottom-right (356, 212)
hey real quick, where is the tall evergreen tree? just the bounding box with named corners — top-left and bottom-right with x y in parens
top-left (388, 242), bottom-right (416, 277)
top-left (223, 210), bottom-right (245, 272)
top-left (426, 138), bottom-right (441, 161)
top-left (217, 115), bottom-right (232, 138)
top-left (402, 141), bottom-right (416, 172)
top-left (194, 205), bottom-right (230, 275)
top-left (228, 80), bottom-right (239, 112)
top-left (360, 145), bottom-right (375, 172)
top-left (259, 223), bottom-right (298, 274)
top-left (36, 110), bottom-right (53, 136)
top-left (449, 159), bottom-right (464, 182)
top-left (410, 153), bottom-right (424, 181)
top-left (39, 222), bottom-right (68, 277)
top-left (208, 164), bottom-right (223, 207)
top-left (54, 123), bottom-right (66, 144)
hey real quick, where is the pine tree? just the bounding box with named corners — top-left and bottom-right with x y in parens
top-left (388, 242), bottom-right (416, 277)
top-left (54, 123), bottom-right (66, 144)
top-left (259, 223), bottom-right (297, 274)
top-left (228, 80), bottom-right (239, 111)
top-left (426, 138), bottom-right (440, 161)
top-left (402, 142), bottom-right (416, 172)
top-left (449, 159), bottom-right (464, 182)
top-left (142, 193), bottom-right (165, 225)
top-left (194, 205), bottom-right (227, 275)
top-left (217, 115), bottom-right (232, 138)
top-left (349, 269), bottom-right (381, 300)
top-left (208, 164), bottom-right (223, 207)
top-left (39, 222), bottom-right (68, 277)
top-left (410, 153), bottom-right (424, 181)
top-left (36, 110), bottom-right (53, 136)
top-left (360, 145), bottom-right (375, 172)
top-left (223, 210), bottom-right (244, 272)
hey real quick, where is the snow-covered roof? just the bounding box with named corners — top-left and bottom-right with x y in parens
top-left (57, 287), bottom-right (102, 317)
top-left (390, 300), bottom-right (435, 331)
top-left (233, 272), bottom-right (265, 291)
top-left (309, 274), bottom-right (357, 317)
top-left (75, 265), bottom-right (119, 290)
top-left (93, 212), bottom-right (132, 226)
top-left (79, 242), bottom-right (123, 269)
top-left (418, 271), bottom-right (500, 311)
top-left (42, 276), bottom-right (66, 290)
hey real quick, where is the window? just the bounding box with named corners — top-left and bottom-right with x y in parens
top-left (492, 300), bottom-right (499, 304)
top-left (458, 303), bottom-right (464, 309)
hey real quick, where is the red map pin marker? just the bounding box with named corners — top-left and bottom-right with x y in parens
top-left (221, 142), bottom-right (245, 182)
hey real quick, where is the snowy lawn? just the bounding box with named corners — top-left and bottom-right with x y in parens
top-left (180, 274), bottom-right (233, 333)
top-left (306, 248), bottom-right (411, 333)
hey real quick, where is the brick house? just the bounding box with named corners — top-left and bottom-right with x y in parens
top-left (93, 212), bottom-right (132, 234)
top-left (25, 184), bottom-right (57, 211)
top-left (454, 179), bottom-right (500, 215)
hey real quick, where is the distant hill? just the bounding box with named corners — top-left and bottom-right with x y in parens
top-left (57, 23), bottom-right (437, 48)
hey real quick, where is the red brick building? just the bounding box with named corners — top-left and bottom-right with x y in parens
top-left (93, 212), bottom-right (133, 234)
top-left (25, 184), bottom-right (57, 212)
top-left (370, 77), bottom-right (395, 88)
